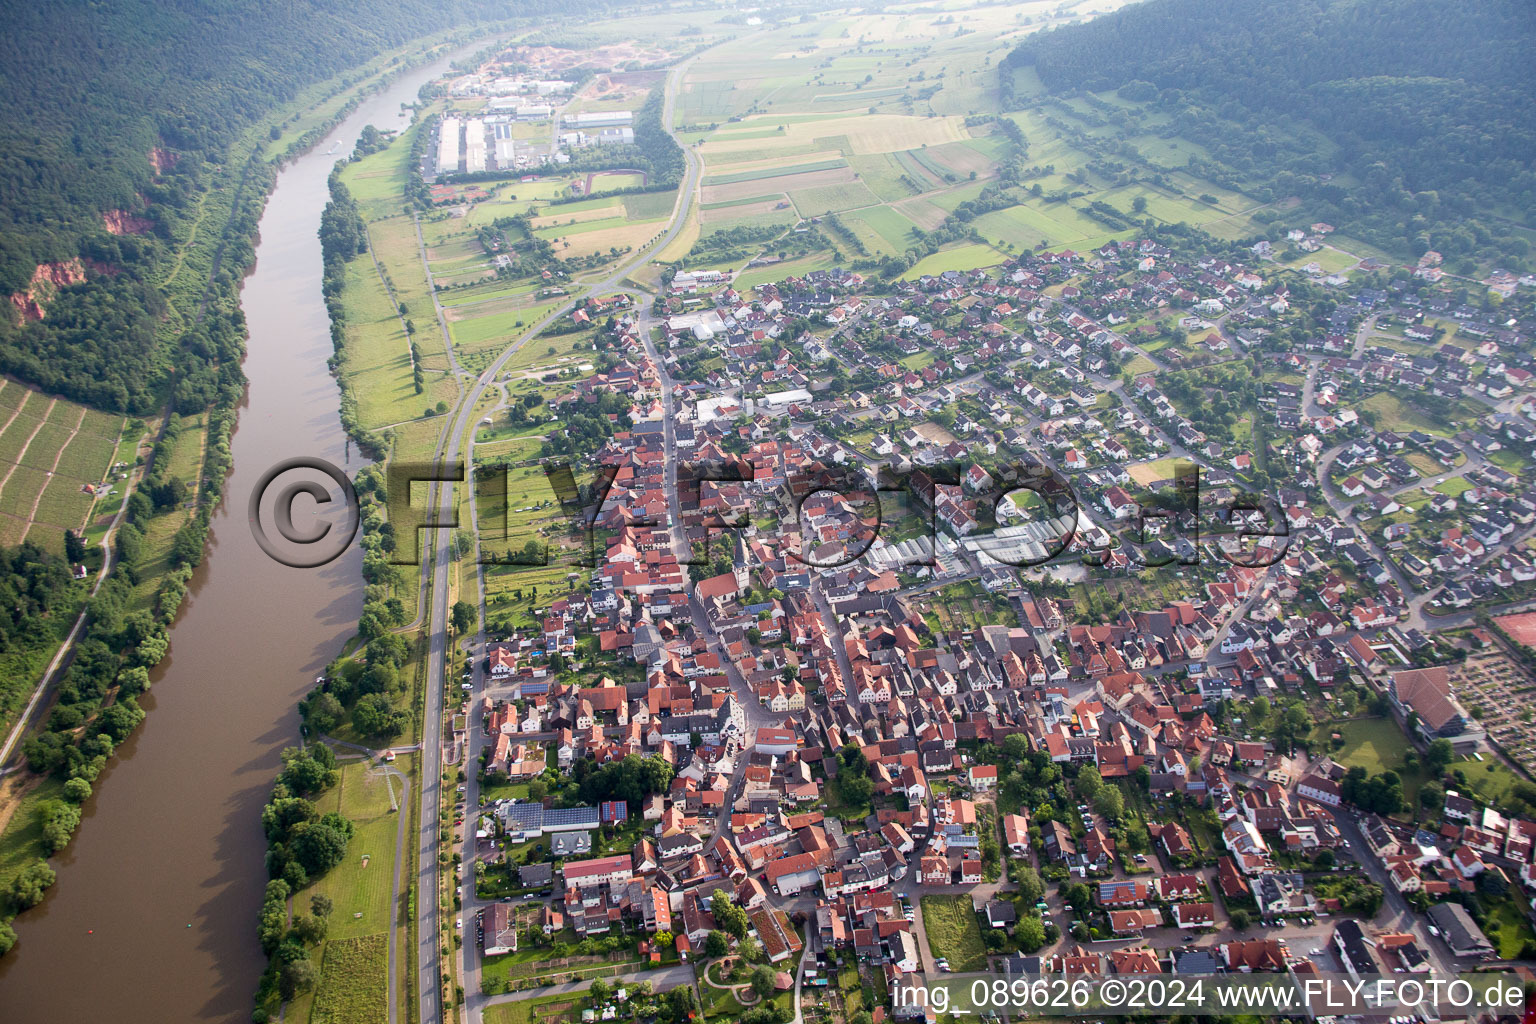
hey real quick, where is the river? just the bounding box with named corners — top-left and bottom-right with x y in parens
top-left (0, 50), bottom-right (459, 1023)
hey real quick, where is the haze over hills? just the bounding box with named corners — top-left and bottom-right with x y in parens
top-left (1005, 0), bottom-right (1536, 267)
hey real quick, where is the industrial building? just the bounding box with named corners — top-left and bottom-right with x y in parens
top-left (493, 135), bottom-right (516, 168)
top-left (462, 118), bottom-right (486, 173)
top-left (436, 116), bottom-right (461, 174)
top-left (562, 110), bottom-right (633, 129)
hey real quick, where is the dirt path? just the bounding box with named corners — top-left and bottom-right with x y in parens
top-left (0, 397), bottom-right (57, 504)
top-left (18, 405), bottom-right (86, 543)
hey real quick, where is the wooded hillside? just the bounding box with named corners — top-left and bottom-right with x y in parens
top-left (1005, 0), bottom-right (1536, 266)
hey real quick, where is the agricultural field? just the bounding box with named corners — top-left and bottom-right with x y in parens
top-left (673, 9), bottom-right (1272, 279)
top-left (901, 243), bottom-right (1006, 279)
top-left (0, 379), bottom-right (126, 553)
top-left (307, 934), bottom-right (389, 1024)
top-left (789, 181), bottom-right (882, 216)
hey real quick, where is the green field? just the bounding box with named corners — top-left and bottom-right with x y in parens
top-left (1480, 893), bottom-right (1536, 959)
top-left (1359, 392), bottom-right (1465, 437)
top-left (1433, 477), bottom-right (1474, 498)
top-left (848, 153), bottom-right (923, 201)
top-left (336, 256), bottom-right (458, 431)
top-left (790, 181), bottom-right (881, 215)
top-left (305, 758), bottom-right (406, 938)
top-left (1449, 755), bottom-right (1533, 813)
top-left (701, 194), bottom-right (785, 211)
top-left (920, 895), bottom-right (988, 972)
top-left (702, 158), bottom-right (849, 187)
top-left (840, 209), bottom-right (916, 254)
top-left (308, 934), bottom-right (388, 1024)
top-left (901, 243), bottom-right (1007, 279)
top-left (622, 190), bottom-right (678, 219)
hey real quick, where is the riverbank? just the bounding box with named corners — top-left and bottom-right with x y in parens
top-left (0, 27), bottom-right (496, 1023)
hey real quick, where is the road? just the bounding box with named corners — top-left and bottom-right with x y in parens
top-left (440, 41), bottom-right (724, 1024)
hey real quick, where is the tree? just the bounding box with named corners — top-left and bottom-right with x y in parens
top-left (280, 746), bottom-right (337, 795)
top-left (1014, 864), bottom-right (1044, 905)
top-left (0, 921), bottom-right (15, 957)
top-left (836, 771), bottom-right (874, 807)
top-left (278, 957), bottom-right (318, 1000)
top-left (352, 693), bottom-right (406, 740)
top-left (661, 987), bottom-right (697, 1024)
top-left (712, 892), bottom-right (749, 939)
top-left (704, 930), bottom-right (730, 958)
top-left (7, 859), bottom-right (56, 909)
top-left (1062, 882), bottom-right (1092, 914)
top-left (590, 979), bottom-right (612, 1003)
top-left (1229, 909), bottom-right (1252, 931)
top-left (1425, 738), bottom-right (1455, 775)
top-left (750, 965), bottom-right (778, 999)
top-left (38, 798), bottom-right (81, 854)
top-left (451, 600), bottom-right (476, 634)
top-left (63, 777), bottom-right (92, 803)
top-left (292, 912), bottom-right (328, 945)
top-left (1094, 786), bottom-right (1124, 820)
top-left (305, 691), bottom-right (345, 733)
top-left (837, 743), bottom-right (869, 777)
top-left (1016, 913), bottom-right (1047, 952)
top-left (1076, 766), bottom-right (1103, 800)
top-left (738, 937), bottom-right (764, 963)
top-left (310, 894), bottom-right (334, 918)
top-left (65, 529), bottom-right (87, 563)
top-left (291, 818), bottom-right (351, 877)
top-left (117, 664), bottom-right (152, 696)
top-left (1419, 781), bottom-right (1445, 810)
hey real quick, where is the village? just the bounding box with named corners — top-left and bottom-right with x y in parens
top-left (445, 225), bottom-right (1536, 1022)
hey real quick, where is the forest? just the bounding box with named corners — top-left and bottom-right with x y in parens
top-left (1005, 0), bottom-right (1536, 267)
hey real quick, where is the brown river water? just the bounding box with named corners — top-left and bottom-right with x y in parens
top-left (0, 51), bottom-right (459, 1022)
